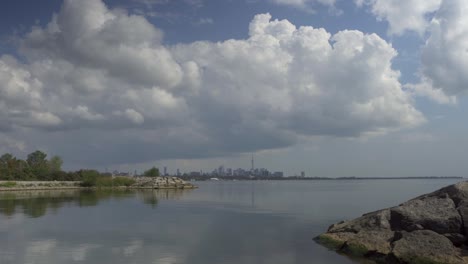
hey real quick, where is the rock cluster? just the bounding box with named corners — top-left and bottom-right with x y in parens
top-left (133, 177), bottom-right (196, 189)
top-left (317, 181), bottom-right (468, 264)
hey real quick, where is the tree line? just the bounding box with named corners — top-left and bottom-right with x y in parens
top-left (0, 150), bottom-right (163, 182)
top-left (0, 150), bottom-right (70, 181)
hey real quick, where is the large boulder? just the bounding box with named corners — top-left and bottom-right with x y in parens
top-left (416, 182), bottom-right (468, 206)
top-left (318, 229), bottom-right (394, 257)
top-left (316, 181), bottom-right (468, 264)
top-left (392, 230), bottom-right (464, 264)
top-left (390, 196), bottom-right (462, 234)
top-left (327, 209), bottom-right (391, 233)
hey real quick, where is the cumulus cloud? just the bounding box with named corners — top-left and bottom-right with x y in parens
top-left (403, 0), bottom-right (468, 103)
top-left (356, 0), bottom-right (442, 35)
top-left (0, 0), bottom-right (424, 166)
top-left (419, 0), bottom-right (468, 96)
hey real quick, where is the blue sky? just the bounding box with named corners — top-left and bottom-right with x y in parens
top-left (0, 0), bottom-right (467, 176)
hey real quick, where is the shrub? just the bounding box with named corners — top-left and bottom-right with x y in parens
top-left (95, 177), bottom-right (136, 188)
top-left (80, 170), bottom-right (100, 187)
top-left (113, 177), bottom-right (136, 187)
top-left (143, 167), bottom-right (160, 177)
top-left (0, 181), bottom-right (17, 188)
top-left (95, 177), bottom-right (113, 187)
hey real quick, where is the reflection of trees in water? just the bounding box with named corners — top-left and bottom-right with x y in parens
top-left (0, 189), bottom-right (193, 218)
top-left (0, 190), bottom-right (133, 218)
top-left (0, 191), bottom-right (79, 218)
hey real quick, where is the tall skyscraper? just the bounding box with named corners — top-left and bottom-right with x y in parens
top-left (164, 166), bottom-right (167, 176)
top-left (251, 154), bottom-right (254, 171)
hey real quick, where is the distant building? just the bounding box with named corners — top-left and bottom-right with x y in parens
top-left (251, 154), bottom-right (255, 171)
top-left (218, 166), bottom-right (225, 176)
top-left (164, 166), bottom-right (168, 176)
top-left (176, 169), bottom-right (180, 176)
top-left (259, 168), bottom-right (269, 177)
top-left (301, 171), bottom-right (305, 178)
top-left (273, 171), bottom-right (284, 178)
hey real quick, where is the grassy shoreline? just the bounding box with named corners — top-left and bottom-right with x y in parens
top-left (0, 179), bottom-right (198, 192)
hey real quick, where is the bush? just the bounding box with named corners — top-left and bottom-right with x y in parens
top-left (95, 177), bottom-right (113, 187)
top-left (0, 181), bottom-right (17, 188)
top-left (95, 177), bottom-right (136, 188)
top-left (143, 167), bottom-right (160, 177)
top-left (113, 177), bottom-right (136, 187)
top-left (80, 170), bottom-right (100, 187)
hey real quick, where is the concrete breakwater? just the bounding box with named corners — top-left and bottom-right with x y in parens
top-left (0, 177), bottom-right (196, 191)
top-left (317, 181), bottom-right (468, 264)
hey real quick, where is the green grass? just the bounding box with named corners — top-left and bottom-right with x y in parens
top-left (112, 177), bottom-right (136, 187)
top-left (0, 182), bottom-right (17, 188)
top-left (94, 177), bottom-right (136, 188)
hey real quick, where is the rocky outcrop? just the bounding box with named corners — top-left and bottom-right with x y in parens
top-left (316, 181), bottom-right (468, 264)
top-left (132, 177), bottom-right (196, 189)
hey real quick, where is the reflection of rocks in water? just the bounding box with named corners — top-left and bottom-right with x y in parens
top-left (138, 189), bottom-right (193, 208)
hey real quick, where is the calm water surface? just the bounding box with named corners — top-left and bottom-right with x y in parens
top-left (0, 179), bottom-right (462, 264)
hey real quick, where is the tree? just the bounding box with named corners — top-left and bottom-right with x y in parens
top-left (0, 153), bottom-right (14, 164)
top-left (27, 151), bottom-right (47, 167)
top-left (48, 156), bottom-right (63, 172)
top-left (0, 154), bottom-right (14, 180)
top-left (144, 167), bottom-right (160, 177)
top-left (0, 154), bottom-right (30, 180)
top-left (27, 150), bottom-right (50, 180)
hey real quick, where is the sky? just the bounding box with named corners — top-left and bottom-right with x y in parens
top-left (1, 0), bottom-right (468, 177)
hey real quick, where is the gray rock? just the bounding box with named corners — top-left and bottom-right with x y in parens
top-left (133, 177), bottom-right (196, 189)
top-left (390, 196), bottom-right (462, 234)
top-left (318, 230), bottom-right (394, 256)
top-left (392, 230), bottom-right (464, 264)
top-left (327, 209), bottom-right (391, 233)
top-left (444, 233), bottom-right (466, 247)
top-left (344, 230), bottom-right (395, 255)
top-left (317, 181), bottom-right (468, 264)
top-left (457, 201), bottom-right (468, 238)
top-left (417, 181), bottom-right (468, 206)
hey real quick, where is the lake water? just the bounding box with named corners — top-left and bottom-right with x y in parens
top-left (0, 179), bottom-right (462, 264)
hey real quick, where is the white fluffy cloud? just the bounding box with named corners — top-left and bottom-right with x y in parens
top-left (419, 0), bottom-right (468, 96)
top-left (401, 0), bottom-right (468, 103)
top-left (0, 0), bottom-right (424, 165)
top-left (356, 0), bottom-right (442, 35)
top-left (354, 0), bottom-right (468, 103)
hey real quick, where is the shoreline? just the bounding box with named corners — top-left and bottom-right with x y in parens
top-left (0, 178), bottom-right (198, 192)
top-left (0, 185), bottom-right (199, 192)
